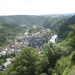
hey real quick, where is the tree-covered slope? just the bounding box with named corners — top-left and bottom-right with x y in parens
top-left (58, 15), bottom-right (75, 39)
top-left (0, 15), bottom-right (46, 26)
top-left (0, 23), bottom-right (24, 47)
top-left (0, 15), bottom-right (72, 28)
top-left (43, 17), bottom-right (67, 32)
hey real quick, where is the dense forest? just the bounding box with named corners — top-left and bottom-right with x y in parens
top-left (58, 15), bottom-right (75, 39)
top-left (0, 14), bottom-right (75, 75)
top-left (0, 15), bottom-right (47, 26)
top-left (0, 15), bottom-right (72, 26)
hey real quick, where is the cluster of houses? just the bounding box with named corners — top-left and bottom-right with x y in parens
top-left (14, 29), bottom-right (50, 51)
top-left (0, 44), bottom-right (21, 71)
top-left (0, 27), bottom-right (51, 71)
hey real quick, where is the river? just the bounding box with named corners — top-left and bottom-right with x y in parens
top-left (49, 34), bottom-right (57, 43)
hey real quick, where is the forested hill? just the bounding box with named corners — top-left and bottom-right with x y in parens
top-left (0, 14), bottom-right (73, 26)
top-left (43, 17), bottom-right (67, 32)
top-left (58, 15), bottom-right (75, 39)
top-left (0, 15), bottom-right (47, 25)
top-left (43, 14), bottom-right (75, 32)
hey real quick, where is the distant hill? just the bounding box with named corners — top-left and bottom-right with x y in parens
top-left (58, 15), bottom-right (75, 39)
top-left (0, 14), bottom-right (73, 26)
top-left (0, 15), bottom-right (47, 26)
top-left (43, 17), bottom-right (68, 32)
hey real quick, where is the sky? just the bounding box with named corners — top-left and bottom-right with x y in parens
top-left (0, 0), bottom-right (75, 16)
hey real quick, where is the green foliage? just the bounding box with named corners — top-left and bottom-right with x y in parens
top-left (0, 53), bottom-right (15, 65)
top-left (53, 24), bottom-right (75, 75)
top-left (36, 54), bottom-right (49, 75)
top-left (42, 43), bottom-right (55, 67)
top-left (43, 17), bottom-right (67, 32)
top-left (54, 56), bottom-right (70, 75)
top-left (62, 67), bottom-right (69, 75)
top-left (70, 51), bottom-right (75, 63)
top-left (39, 73), bottom-right (48, 75)
top-left (2, 47), bottom-right (37, 75)
top-left (57, 51), bottom-right (75, 75)
top-left (0, 15), bottom-right (46, 26)
top-left (29, 27), bottom-right (41, 33)
top-left (0, 34), bottom-right (8, 46)
top-left (0, 23), bottom-right (24, 47)
top-left (1, 43), bottom-right (62, 75)
top-left (58, 15), bottom-right (75, 39)
top-left (42, 43), bottom-right (62, 68)
top-left (1, 42), bottom-right (74, 75)
top-left (67, 24), bottom-right (75, 48)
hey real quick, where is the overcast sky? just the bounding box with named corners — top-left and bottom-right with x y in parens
top-left (0, 0), bottom-right (75, 15)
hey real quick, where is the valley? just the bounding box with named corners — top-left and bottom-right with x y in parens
top-left (0, 14), bottom-right (75, 75)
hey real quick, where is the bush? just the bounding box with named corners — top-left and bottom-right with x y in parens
top-left (71, 51), bottom-right (75, 63)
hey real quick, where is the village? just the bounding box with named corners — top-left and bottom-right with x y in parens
top-left (0, 26), bottom-right (52, 71)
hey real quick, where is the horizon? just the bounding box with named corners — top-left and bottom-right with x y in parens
top-left (0, 13), bottom-right (75, 16)
top-left (0, 0), bottom-right (75, 16)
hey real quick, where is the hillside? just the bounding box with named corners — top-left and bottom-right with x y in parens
top-left (43, 17), bottom-right (67, 32)
top-left (58, 15), bottom-right (75, 39)
top-left (0, 15), bottom-right (47, 26)
top-left (0, 22), bottom-right (24, 47)
top-left (0, 15), bottom-right (72, 27)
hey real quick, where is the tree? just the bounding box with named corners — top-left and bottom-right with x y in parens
top-left (67, 24), bottom-right (75, 48)
top-left (3, 47), bottom-right (38, 75)
top-left (42, 43), bottom-right (61, 68)
top-left (55, 56), bottom-right (69, 75)
top-left (41, 43), bottom-right (62, 75)
top-left (70, 51), bottom-right (75, 63)
top-left (35, 54), bottom-right (49, 75)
